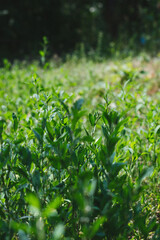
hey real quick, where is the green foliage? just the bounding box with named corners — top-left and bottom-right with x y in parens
top-left (0, 57), bottom-right (159, 239)
top-left (39, 36), bottom-right (49, 69)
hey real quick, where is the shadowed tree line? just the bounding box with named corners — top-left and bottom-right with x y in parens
top-left (0, 0), bottom-right (160, 59)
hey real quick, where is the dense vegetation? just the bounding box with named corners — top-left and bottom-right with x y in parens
top-left (1, 0), bottom-right (160, 59)
top-left (0, 55), bottom-right (159, 239)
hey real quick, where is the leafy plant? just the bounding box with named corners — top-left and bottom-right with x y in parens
top-left (0, 56), bottom-right (159, 239)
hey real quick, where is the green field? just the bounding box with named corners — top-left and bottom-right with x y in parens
top-left (0, 56), bottom-right (160, 239)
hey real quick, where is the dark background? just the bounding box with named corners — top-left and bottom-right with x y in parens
top-left (0, 0), bottom-right (160, 60)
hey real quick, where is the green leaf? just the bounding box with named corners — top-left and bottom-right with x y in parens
top-left (46, 122), bottom-right (54, 141)
top-left (39, 50), bottom-right (45, 57)
top-left (155, 125), bottom-right (160, 136)
top-left (139, 166), bottom-right (154, 184)
top-left (89, 217), bottom-right (106, 238)
top-left (32, 170), bottom-right (41, 189)
top-left (18, 146), bottom-right (32, 170)
top-left (58, 98), bottom-right (70, 115)
top-left (42, 117), bottom-right (46, 130)
top-left (12, 113), bottom-right (18, 132)
top-left (102, 125), bottom-right (109, 139)
top-left (33, 128), bottom-right (43, 144)
top-left (81, 135), bottom-right (94, 143)
top-left (43, 197), bottom-right (62, 217)
top-left (109, 151), bottom-right (116, 164)
top-left (25, 193), bottom-right (41, 210)
top-left (111, 162), bottom-right (126, 175)
top-left (89, 113), bottom-right (95, 126)
top-left (14, 166), bottom-right (29, 180)
top-left (0, 119), bottom-right (5, 140)
top-left (72, 98), bottom-right (84, 111)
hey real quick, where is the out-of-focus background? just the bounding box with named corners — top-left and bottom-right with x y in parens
top-left (1, 0), bottom-right (160, 60)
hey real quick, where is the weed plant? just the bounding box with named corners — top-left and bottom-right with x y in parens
top-left (0, 56), bottom-right (159, 239)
